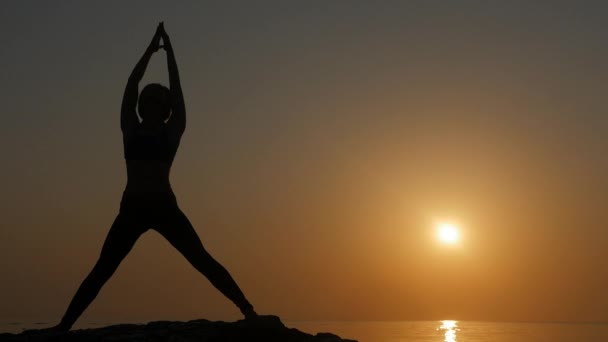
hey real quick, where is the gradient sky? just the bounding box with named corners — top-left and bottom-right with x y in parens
top-left (1, 1), bottom-right (608, 324)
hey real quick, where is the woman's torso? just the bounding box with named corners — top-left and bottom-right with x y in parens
top-left (124, 160), bottom-right (172, 193)
top-left (122, 124), bottom-right (180, 195)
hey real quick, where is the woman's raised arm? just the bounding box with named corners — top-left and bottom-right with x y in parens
top-left (160, 24), bottom-right (186, 137)
top-left (121, 24), bottom-right (162, 134)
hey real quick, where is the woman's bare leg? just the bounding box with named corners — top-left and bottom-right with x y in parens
top-left (156, 209), bottom-right (256, 318)
top-left (55, 213), bottom-right (145, 331)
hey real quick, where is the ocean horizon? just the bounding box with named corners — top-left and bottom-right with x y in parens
top-left (4, 320), bottom-right (608, 341)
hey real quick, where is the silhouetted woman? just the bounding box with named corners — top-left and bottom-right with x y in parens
top-left (51, 23), bottom-right (256, 331)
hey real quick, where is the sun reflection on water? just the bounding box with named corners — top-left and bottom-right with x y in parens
top-left (438, 320), bottom-right (459, 342)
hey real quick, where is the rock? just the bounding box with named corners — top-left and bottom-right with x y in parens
top-left (0, 316), bottom-right (357, 342)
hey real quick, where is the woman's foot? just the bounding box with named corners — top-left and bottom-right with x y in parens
top-left (50, 323), bottom-right (70, 332)
top-left (243, 307), bottom-right (258, 320)
top-left (239, 302), bottom-right (258, 320)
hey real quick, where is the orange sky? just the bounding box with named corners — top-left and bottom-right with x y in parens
top-left (1, 2), bottom-right (607, 325)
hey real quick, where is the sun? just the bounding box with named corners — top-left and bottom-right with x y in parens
top-left (436, 222), bottom-right (460, 245)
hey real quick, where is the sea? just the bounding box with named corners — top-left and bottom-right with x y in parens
top-left (3, 320), bottom-right (608, 341)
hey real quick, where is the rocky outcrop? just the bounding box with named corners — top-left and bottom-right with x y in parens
top-left (0, 315), bottom-right (356, 342)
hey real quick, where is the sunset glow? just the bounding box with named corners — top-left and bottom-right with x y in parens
top-left (2, 2), bottom-right (608, 333)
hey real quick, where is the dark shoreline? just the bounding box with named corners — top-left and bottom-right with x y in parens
top-left (0, 315), bottom-right (357, 342)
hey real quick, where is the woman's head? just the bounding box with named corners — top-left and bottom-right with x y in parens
top-left (138, 83), bottom-right (171, 122)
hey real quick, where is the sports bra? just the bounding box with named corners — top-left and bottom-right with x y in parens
top-left (124, 125), bottom-right (178, 164)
